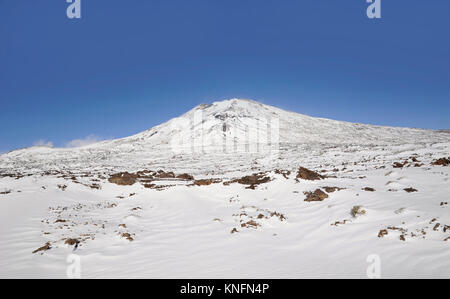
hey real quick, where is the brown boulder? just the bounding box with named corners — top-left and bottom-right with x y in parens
top-left (237, 173), bottom-right (270, 189)
top-left (176, 173), bottom-right (194, 181)
top-left (431, 157), bottom-right (450, 166)
top-left (304, 189), bottom-right (329, 202)
top-left (108, 172), bottom-right (138, 186)
top-left (297, 167), bottom-right (324, 181)
top-left (404, 187), bottom-right (418, 193)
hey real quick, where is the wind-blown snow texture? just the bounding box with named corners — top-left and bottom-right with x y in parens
top-left (0, 99), bottom-right (449, 278)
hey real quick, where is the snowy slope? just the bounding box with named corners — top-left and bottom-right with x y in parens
top-left (129, 98), bottom-right (448, 146)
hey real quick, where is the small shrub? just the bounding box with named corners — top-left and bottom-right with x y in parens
top-left (351, 206), bottom-right (366, 218)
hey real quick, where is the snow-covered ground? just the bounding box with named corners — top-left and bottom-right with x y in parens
top-left (0, 99), bottom-right (449, 278)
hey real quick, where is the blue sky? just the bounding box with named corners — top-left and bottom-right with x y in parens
top-left (1, 1), bottom-right (449, 153)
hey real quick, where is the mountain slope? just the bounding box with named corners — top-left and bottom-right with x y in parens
top-left (106, 98), bottom-right (449, 147)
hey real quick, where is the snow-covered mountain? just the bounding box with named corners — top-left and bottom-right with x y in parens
top-left (1, 99), bottom-right (449, 176)
top-left (1, 99), bottom-right (449, 279)
top-left (124, 98), bottom-right (447, 147)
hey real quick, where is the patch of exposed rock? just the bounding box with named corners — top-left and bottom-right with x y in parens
top-left (0, 189), bottom-right (12, 195)
top-left (237, 173), bottom-right (271, 189)
top-left (109, 170), bottom-right (195, 186)
top-left (222, 173), bottom-right (271, 189)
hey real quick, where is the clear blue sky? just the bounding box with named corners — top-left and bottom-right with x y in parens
top-left (1, 1), bottom-right (449, 153)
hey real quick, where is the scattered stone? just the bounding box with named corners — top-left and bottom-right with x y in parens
top-left (323, 186), bottom-right (344, 193)
top-left (270, 212), bottom-right (286, 221)
top-left (154, 170), bottom-right (175, 179)
top-left (274, 169), bottom-right (291, 179)
top-left (231, 228), bottom-right (238, 234)
top-left (394, 208), bottom-right (406, 214)
top-left (388, 226), bottom-right (406, 233)
top-left (404, 187), bottom-right (418, 193)
top-left (332, 219), bottom-right (349, 226)
top-left (363, 187), bottom-right (375, 192)
top-left (400, 235), bottom-right (406, 241)
top-left (88, 183), bottom-right (101, 190)
top-left (378, 230), bottom-right (388, 238)
top-left (0, 190), bottom-right (11, 195)
top-left (304, 189), bottom-right (329, 202)
top-left (64, 238), bottom-right (80, 246)
top-left (241, 220), bottom-right (260, 228)
top-left (118, 224), bottom-right (127, 228)
top-left (237, 173), bottom-right (270, 189)
top-left (57, 184), bottom-right (67, 191)
top-left (135, 170), bottom-right (154, 178)
top-left (32, 242), bottom-right (51, 254)
top-left (433, 223), bottom-right (440, 231)
top-left (121, 233), bottom-right (134, 241)
top-left (393, 161), bottom-right (408, 168)
top-left (410, 157), bottom-right (420, 162)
